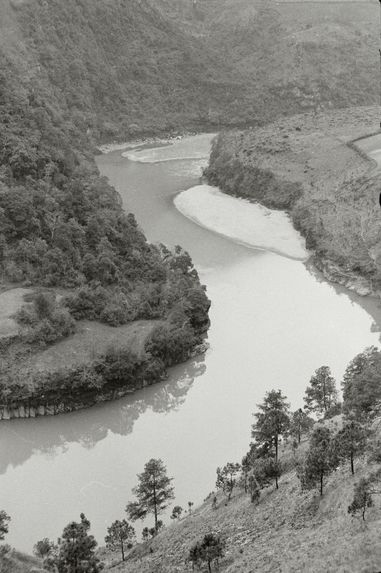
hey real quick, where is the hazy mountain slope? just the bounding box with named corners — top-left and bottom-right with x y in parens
top-left (1, 0), bottom-right (378, 141)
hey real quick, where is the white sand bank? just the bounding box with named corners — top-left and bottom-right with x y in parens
top-left (174, 185), bottom-right (308, 261)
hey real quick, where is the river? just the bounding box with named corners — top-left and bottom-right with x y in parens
top-left (2, 134), bottom-right (381, 552)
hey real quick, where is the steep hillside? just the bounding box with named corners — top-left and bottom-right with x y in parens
top-left (0, 0), bottom-right (211, 417)
top-left (0, 549), bottom-right (43, 573)
top-left (205, 106), bottom-right (381, 296)
top-left (1, 0), bottom-right (378, 140)
top-left (101, 456), bottom-right (381, 573)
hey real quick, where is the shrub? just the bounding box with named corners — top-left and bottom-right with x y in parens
top-left (15, 292), bottom-right (76, 346)
top-left (188, 534), bottom-right (226, 572)
top-left (348, 478), bottom-right (374, 521)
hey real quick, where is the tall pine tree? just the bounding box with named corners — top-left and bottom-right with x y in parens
top-left (251, 390), bottom-right (290, 489)
top-left (126, 458), bottom-right (174, 534)
top-left (304, 366), bottom-right (338, 417)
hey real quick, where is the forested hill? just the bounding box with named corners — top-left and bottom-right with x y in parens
top-left (0, 0), bottom-right (378, 140)
top-left (0, 0), bottom-right (213, 413)
top-left (0, 0), bottom-right (379, 389)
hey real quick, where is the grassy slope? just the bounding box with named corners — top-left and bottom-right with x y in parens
top-left (0, 549), bottom-right (43, 573)
top-left (20, 319), bottom-right (158, 375)
top-left (205, 106), bottom-right (381, 293)
top-left (103, 426), bottom-right (381, 573)
top-left (0, 285), bottom-right (158, 386)
top-left (0, 288), bottom-right (32, 338)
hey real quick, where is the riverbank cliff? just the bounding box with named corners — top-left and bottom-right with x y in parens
top-left (204, 107), bottom-right (381, 298)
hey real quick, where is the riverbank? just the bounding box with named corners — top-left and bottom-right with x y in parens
top-left (204, 106), bottom-right (381, 299)
top-left (0, 253), bottom-right (210, 420)
top-left (0, 336), bottom-right (208, 421)
top-left (174, 185), bottom-right (307, 261)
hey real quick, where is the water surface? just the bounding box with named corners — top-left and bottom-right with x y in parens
top-left (2, 134), bottom-right (381, 551)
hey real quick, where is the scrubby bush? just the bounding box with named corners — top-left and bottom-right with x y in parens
top-left (145, 321), bottom-right (196, 366)
top-left (34, 538), bottom-right (54, 558)
top-left (348, 478), bottom-right (374, 521)
top-left (15, 291), bottom-right (76, 346)
top-left (216, 463), bottom-right (241, 501)
top-left (188, 534), bottom-right (226, 572)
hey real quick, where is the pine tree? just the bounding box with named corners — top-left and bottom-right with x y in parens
top-left (105, 519), bottom-right (135, 562)
top-left (334, 420), bottom-right (367, 475)
top-left (348, 478), bottom-right (374, 520)
top-left (290, 409), bottom-right (314, 444)
top-left (53, 513), bottom-right (102, 573)
top-left (252, 390), bottom-right (290, 489)
top-left (126, 458), bottom-right (174, 534)
top-left (297, 427), bottom-right (338, 496)
top-left (188, 534), bottom-right (225, 573)
top-left (304, 366), bottom-right (338, 417)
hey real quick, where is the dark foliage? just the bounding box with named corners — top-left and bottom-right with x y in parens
top-left (0, 511), bottom-right (10, 541)
top-left (252, 390), bottom-right (290, 489)
top-left (297, 427), bottom-right (338, 496)
top-left (342, 347), bottom-right (381, 419)
top-left (333, 420), bottom-right (367, 475)
top-left (348, 478), bottom-right (374, 521)
top-left (44, 514), bottom-right (102, 573)
top-left (188, 533), bottom-right (225, 573)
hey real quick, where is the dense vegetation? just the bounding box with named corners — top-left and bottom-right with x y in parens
top-left (1, 0), bottom-right (378, 140)
top-left (0, 1), bottom-right (212, 404)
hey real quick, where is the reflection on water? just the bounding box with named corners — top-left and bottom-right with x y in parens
top-left (0, 355), bottom-right (206, 476)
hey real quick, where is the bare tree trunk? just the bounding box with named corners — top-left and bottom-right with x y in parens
top-left (320, 472), bottom-right (324, 496)
top-left (153, 479), bottom-right (158, 532)
top-left (275, 434), bottom-right (279, 489)
top-left (350, 452), bottom-right (354, 475)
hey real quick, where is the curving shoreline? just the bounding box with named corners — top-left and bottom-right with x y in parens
top-left (0, 339), bottom-right (209, 421)
top-left (203, 114), bottom-right (381, 301)
top-left (174, 184), bottom-right (308, 262)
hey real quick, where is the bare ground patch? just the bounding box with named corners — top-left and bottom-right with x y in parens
top-left (0, 287), bottom-right (32, 339)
